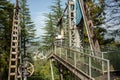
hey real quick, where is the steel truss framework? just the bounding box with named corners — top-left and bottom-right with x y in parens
top-left (68, 0), bottom-right (84, 51)
top-left (51, 0), bottom-right (109, 80)
top-left (68, 0), bottom-right (101, 55)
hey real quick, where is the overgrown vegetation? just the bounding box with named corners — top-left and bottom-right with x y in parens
top-left (19, 0), bottom-right (36, 57)
top-left (0, 0), bottom-right (120, 80)
top-left (0, 0), bottom-right (13, 79)
top-left (0, 0), bottom-right (36, 79)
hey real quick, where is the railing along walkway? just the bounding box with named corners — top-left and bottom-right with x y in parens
top-left (48, 45), bottom-right (110, 80)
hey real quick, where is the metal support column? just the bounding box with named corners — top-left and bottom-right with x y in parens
top-left (50, 60), bottom-right (54, 80)
top-left (58, 64), bottom-right (63, 80)
top-left (68, 0), bottom-right (84, 52)
top-left (68, 0), bottom-right (76, 47)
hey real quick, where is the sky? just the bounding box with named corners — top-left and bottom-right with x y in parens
top-left (28, 0), bottom-right (52, 37)
top-left (10, 0), bottom-right (66, 37)
top-left (9, 0), bottom-right (120, 40)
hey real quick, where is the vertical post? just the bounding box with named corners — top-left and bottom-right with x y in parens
top-left (23, 61), bottom-right (27, 80)
top-left (74, 52), bottom-right (76, 68)
top-left (55, 41), bottom-right (56, 54)
top-left (23, 76), bottom-right (27, 80)
top-left (70, 73), bottom-right (74, 80)
top-left (58, 64), bottom-right (63, 80)
top-left (60, 47), bottom-right (61, 58)
top-left (66, 49), bottom-right (67, 60)
top-left (89, 56), bottom-right (91, 78)
top-left (50, 60), bottom-right (54, 80)
top-left (68, 1), bottom-right (71, 47)
top-left (60, 67), bottom-right (63, 80)
top-left (107, 60), bottom-right (110, 80)
top-left (20, 53), bottom-right (22, 80)
top-left (102, 52), bottom-right (104, 73)
top-left (60, 39), bottom-right (62, 58)
top-left (52, 45), bottom-right (54, 53)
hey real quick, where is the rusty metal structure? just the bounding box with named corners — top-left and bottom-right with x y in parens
top-left (49, 0), bottom-right (110, 80)
top-left (8, 0), bottom-right (20, 80)
top-left (7, 0), bottom-right (120, 80)
top-left (8, 0), bottom-right (34, 80)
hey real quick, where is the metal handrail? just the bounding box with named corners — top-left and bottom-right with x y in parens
top-left (54, 44), bottom-right (110, 80)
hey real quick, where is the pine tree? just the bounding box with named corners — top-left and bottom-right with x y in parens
top-left (0, 0), bottom-right (13, 79)
top-left (41, 1), bottom-right (63, 79)
top-left (42, 13), bottom-right (55, 50)
top-left (19, 0), bottom-right (36, 56)
top-left (86, 0), bottom-right (114, 45)
top-left (42, 0), bottom-right (63, 50)
top-left (50, 0), bottom-right (63, 34)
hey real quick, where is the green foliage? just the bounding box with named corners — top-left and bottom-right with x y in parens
top-left (42, 13), bottom-right (55, 51)
top-left (0, 0), bottom-right (13, 79)
top-left (33, 59), bottom-right (51, 80)
top-left (50, 0), bottom-right (63, 34)
top-left (37, 1), bottom-right (64, 79)
top-left (41, 0), bottom-right (63, 51)
top-left (29, 59), bottom-right (59, 80)
top-left (28, 59), bottom-right (51, 80)
top-left (19, 0), bottom-right (36, 55)
top-left (87, 0), bottom-right (105, 25)
top-left (0, 0), bottom-right (13, 53)
top-left (85, 0), bottom-right (115, 45)
top-left (50, 0), bottom-right (63, 23)
top-left (0, 0), bottom-right (36, 79)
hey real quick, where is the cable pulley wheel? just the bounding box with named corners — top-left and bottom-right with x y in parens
top-left (18, 61), bottom-right (34, 77)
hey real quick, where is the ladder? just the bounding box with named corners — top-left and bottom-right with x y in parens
top-left (68, 0), bottom-right (76, 47)
top-left (8, 0), bottom-right (20, 80)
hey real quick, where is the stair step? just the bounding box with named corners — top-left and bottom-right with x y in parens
top-left (10, 73), bottom-right (16, 75)
top-left (12, 40), bottom-right (18, 42)
top-left (11, 52), bottom-right (17, 54)
top-left (11, 58), bottom-right (17, 61)
top-left (11, 46), bottom-right (17, 48)
top-left (10, 65), bottom-right (16, 68)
